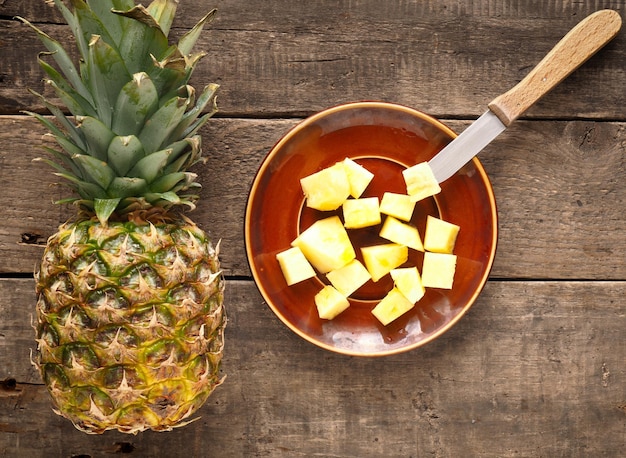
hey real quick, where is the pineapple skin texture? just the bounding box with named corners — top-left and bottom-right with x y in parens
top-left (34, 218), bottom-right (226, 434)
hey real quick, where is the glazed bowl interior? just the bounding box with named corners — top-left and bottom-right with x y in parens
top-left (245, 102), bottom-right (497, 356)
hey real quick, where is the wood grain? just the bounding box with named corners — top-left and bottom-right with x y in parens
top-left (1, 116), bottom-right (624, 280)
top-left (1, 1), bottom-right (624, 456)
top-left (1, 3), bottom-right (624, 118)
top-left (488, 10), bottom-right (622, 125)
top-left (1, 278), bottom-right (625, 457)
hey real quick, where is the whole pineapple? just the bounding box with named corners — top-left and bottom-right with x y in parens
top-left (20, 0), bottom-right (226, 434)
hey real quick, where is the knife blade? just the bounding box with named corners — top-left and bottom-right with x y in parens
top-left (429, 110), bottom-right (505, 183)
top-left (428, 9), bottom-right (622, 184)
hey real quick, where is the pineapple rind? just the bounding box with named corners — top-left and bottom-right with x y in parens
top-left (35, 219), bottom-right (226, 434)
top-left (22, 1), bottom-right (226, 434)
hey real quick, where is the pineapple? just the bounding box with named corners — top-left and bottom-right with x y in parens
top-left (402, 162), bottom-right (441, 202)
top-left (422, 252), bottom-right (457, 289)
top-left (379, 216), bottom-right (424, 251)
top-left (291, 216), bottom-right (356, 274)
top-left (423, 215), bottom-right (460, 254)
top-left (300, 162), bottom-right (351, 211)
top-left (276, 246), bottom-right (316, 286)
top-left (361, 243), bottom-right (408, 282)
top-left (342, 197), bottom-right (381, 229)
top-left (342, 157), bottom-right (374, 198)
top-left (371, 287), bottom-right (415, 326)
top-left (390, 267), bottom-right (425, 304)
top-left (21, 0), bottom-right (225, 434)
top-left (314, 285), bottom-right (350, 320)
top-left (325, 259), bottom-right (371, 297)
top-left (379, 192), bottom-right (416, 222)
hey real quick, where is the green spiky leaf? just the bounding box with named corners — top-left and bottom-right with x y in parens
top-left (77, 116), bottom-right (116, 161)
top-left (72, 154), bottom-right (116, 189)
top-left (148, 50), bottom-right (189, 99)
top-left (38, 55), bottom-right (97, 117)
top-left (51, 137), bottom-right (87, 163)
top-left (149, 172), bottom-right (186, 193)
top-left (94, 198), bottom-right (122, 225)
top-left (127, 149), bottom-right (172, 183)
top-left (107, 135), bottom-right (146, 176)
top-left (85, 0), bottom-right (134, 44)
top-left (147, 191), bottom-right (180, 204)
top-left (138, 97), bottom-right (187, 153)
top-left (71, 0), bottom-right (119, 53)
top-left (39, 148), bottom-right (82, 177)
top-left (107, 177), bottom-right (148, 198)
top-left (17, 16), bottom-right (92, 104)
top-left (165, 83), bottom-right (218, 145)
top-left (167, 136), bottom-right (201, 164)
top-left (27, 93), bottom-right (86, 151)
top-left (54, 171), bottom-right (107, 199)
top-left (24, 1), bottom-right (219, 220)
top-left (113, 4), bottom-right (169, 72)
top-left (178, 9), bottom-right (217, 56)
top-left (87, 35), bottom-right (130, 127)
top-left (147, 0), bottom-right (178, 37)
top-left (112, 72), bottom-right (159, 136)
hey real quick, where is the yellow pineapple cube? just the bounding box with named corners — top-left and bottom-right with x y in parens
top-left (402, 162), bottom-right (441, 202)
top-left (343, 197), bottom-right (381, 229)
top-left (326, 259), bottom-right (371, 297)
top-left (315, 285), bottom-right (350, 320)
top-left (361, 243), bottom-right (408, 282)
top-left (291, 216), bottom-right (356, 274)
top-left (379, 216), bottom-right (424, 251)
top-left (343, 158), bottom-right (374, 198)
top-left (276, 246), bottom-right (316, 286)
top-left (371, 287), bottom-right (415, 326)
top-left (300, 162), bottom-right (351, 211)
top-left (421, 252), bottom-right (457, 289)
top-left (390, 267), bottom-right (425, 304)
top-left (423, 215), bottom-right (460, 254)
top-left (379, 192), bottom-right (416, 222)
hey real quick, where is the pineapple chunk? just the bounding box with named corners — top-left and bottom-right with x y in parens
top-left (421, 252), bottom-right (457, 289)
top-left (361, 243), bottom-right (408, 282)
top-left (343, 158), bottom-right (374, 198)
top-left (423, 215), bottom-right (460, 254)
top-left (371, 287), bottom-right (415, 326)
top-left (402, 162), bottom-right (441, 202)
top-left (343, 197), bottom-right (381, 229)
top-left (379, 216), bottom-right (424, 252)
top-left (326, 259), bottom-right (371, 297)
top-left (292, 216), bottom-right (356, 274)
top-left (300, 162), bottom-right (351, 211)
top-left (276, 246), bottom-right (316, 286)
top-left (315, 285), bottom-right (350, 320)
top-left (379, 192), bottom-right (416, 222)
top-left (390, 267), bottom-right (425, 304)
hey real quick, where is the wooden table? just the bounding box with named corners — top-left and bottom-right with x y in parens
top-left (1, 1), bottom-right (624, 456)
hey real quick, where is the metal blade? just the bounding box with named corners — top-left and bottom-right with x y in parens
top-left (428, 110), bottom-right (506, 183)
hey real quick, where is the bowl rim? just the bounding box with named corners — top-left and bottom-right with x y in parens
top-left (244, 101), bottom-right (498, 356)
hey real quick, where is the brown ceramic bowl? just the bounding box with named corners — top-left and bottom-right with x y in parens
top-left (245, 102), bottom-right (497, 356)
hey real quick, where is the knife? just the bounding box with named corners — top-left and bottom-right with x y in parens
top-left (428, 9), bottom-right (622, 184)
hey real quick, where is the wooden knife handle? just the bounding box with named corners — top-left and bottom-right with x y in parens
top-left (488, 9), bottom-right (622, 126)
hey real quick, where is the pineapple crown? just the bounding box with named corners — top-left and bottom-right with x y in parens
top-left (19, 0), bottom-right (218, 224)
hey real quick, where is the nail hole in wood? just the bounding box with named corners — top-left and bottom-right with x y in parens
top-left (1, 378), bottom-right (17, 390)
top-left (114, 442), bottom-right (135, 454)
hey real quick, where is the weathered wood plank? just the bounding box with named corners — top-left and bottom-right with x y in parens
top-left (1, 116), bottom-right (624, 280)
top-left (1, 2), bottom-right (624, 118)
top-left (1, 278), bottom-right (625, 457)
top-left (1, 2), bottom-right (624, 457)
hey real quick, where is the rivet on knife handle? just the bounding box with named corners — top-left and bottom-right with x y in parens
top-left (488, 9), bottom-right (622, 126)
